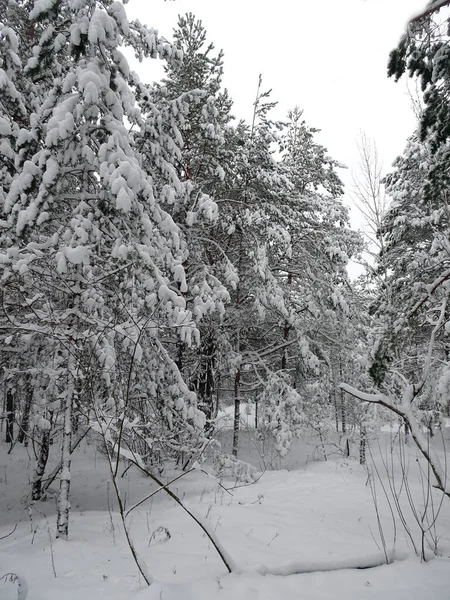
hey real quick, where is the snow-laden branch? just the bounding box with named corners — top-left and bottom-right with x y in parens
top-left (408, 268), bottom-right (450, 318)
top-left (410, 0), bottom-right (450, 23)
top-left (340, 382), bottom-right (450, 498)
top-left (340, 384), bottom-right (402, 417)
top-left (242, 338), bottom-right (299, 361)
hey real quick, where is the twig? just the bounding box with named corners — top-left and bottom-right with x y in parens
top-left (125, 469), bottom-right (195, 518)
top-left (0, 524), bottom-right (17, 541)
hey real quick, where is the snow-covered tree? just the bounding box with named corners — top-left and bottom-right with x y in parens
top-left (140, 14), bottom-right (235, 431)
top-left (388, 0), bottom-right (450, 203)
top-left (0, 0), bottom-right (211, 538)
top-left (341, 1), bottom-right (450, 498)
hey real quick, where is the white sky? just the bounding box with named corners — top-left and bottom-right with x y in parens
top-left (124, 0), bottom-right (426, 266)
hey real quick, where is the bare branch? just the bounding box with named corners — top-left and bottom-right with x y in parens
top-left (0, 524), bottom-right (17, 541)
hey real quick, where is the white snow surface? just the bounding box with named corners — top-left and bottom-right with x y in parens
top-left (0, 432), bottom-right (449, 600)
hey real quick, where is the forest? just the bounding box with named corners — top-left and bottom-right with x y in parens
top-left (0, 1), bottom-right (450, 599)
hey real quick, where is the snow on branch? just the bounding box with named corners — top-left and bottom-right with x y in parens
top-left (410, 0), bottom-right (450, 23)
top-left (340, 383), bottom-right (450, 498)
top-left (339, 383), bottom-right (402, 417)
top-left (408, 268), bottom-right (450, 319)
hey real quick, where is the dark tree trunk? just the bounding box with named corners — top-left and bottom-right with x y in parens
top-left (331, 363), bottom-right (339, 432)
top-left (232, 368), bottom-right (241, 458)
top-left (195, 335), bottom-right (216, 434)
top-left (32, 427), bottom-right (51, 500)
top-left (345, 437), bottom-right (350, 458)
top-left (281, 323), bottom-right (289, 371)
top-left (232, 232), bottom-right (243, 458)
top-left (334, 395), bottom-right (340, 432)
top-left (18, 376), bottom-right (33, 445)
top-left (6, 388), bottom-right (14, 444)
top-left (340, 363), bottom-right (346, 434)
top-left (341, 398), bottom-right (347, 435)
top-left (281, 273), bottom-right (292, 371)
top-left (214, 372), bottom-right (221, 422)
top-left (404, 418), bottom-right (410, 441)
top-left (359, 425), bottom-right (366, 465)
top-left (175, 339), bottom-right (183, 372)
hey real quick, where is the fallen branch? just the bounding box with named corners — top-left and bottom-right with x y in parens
top-left (125, 469), bottom-right (195, 518)
top-left (132, 460), bottom-right (237, 574)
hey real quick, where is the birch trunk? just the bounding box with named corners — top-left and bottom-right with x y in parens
top-left (56, 367), bottom-right (75, 540)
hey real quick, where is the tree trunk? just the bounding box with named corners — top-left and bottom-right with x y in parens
top-left (18, 376), bottom-right (33, 445)
top-left (281, 273), bottom-right (292, 371)
top-left (339, 360), bottom-right (347, 434)
top-left (331, 364), bottom-right (339, 432)
top-left (344, 437), bottom-right (350, 458)
top-left (175, 339), bottom-right (183, 372)
top-left (196, 335), bottom-right (216, 435)
top-left (333, 388), bottom-right (339, 432)
top-left (404, 418), bottom-right (410, 442)
top-left (281, 322), bottom-right (289, 370)
top-left (32, 427), bottom-right (51, 500)
top-left (42, 426), bottom-right (90, 494)
top-left (340, 391), bottom-right (346, 434)
top-left (359, 425), bottom-right (366, 465)
top-left (232, 368), bottom-right (241, 457)
top-left (318, 427), bottom-right (327, 461)
top-left (214, 371), bottom-right (221, 422)
top-left (341, 400), bottom-right (347, 434)
top-left (6, 388), bottom-right (14, 444)
top-left (56, 371), bottom-right (75, 540)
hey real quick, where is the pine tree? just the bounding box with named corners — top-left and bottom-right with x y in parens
top-left (339, 4), bottom-right (450, 495)
top-left (388, 2), bottom-right (450, 201)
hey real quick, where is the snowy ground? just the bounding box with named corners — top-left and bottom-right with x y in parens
top-left (1, 429), bottom-right (450, 600)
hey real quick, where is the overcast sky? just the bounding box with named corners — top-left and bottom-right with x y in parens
top-left (124, 0), bottom-right (425, 235)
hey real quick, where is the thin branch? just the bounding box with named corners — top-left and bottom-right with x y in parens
top-left (0, 523), bottom-right (17, 541)
top-left (125, 469), bottom-right (194, 518)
